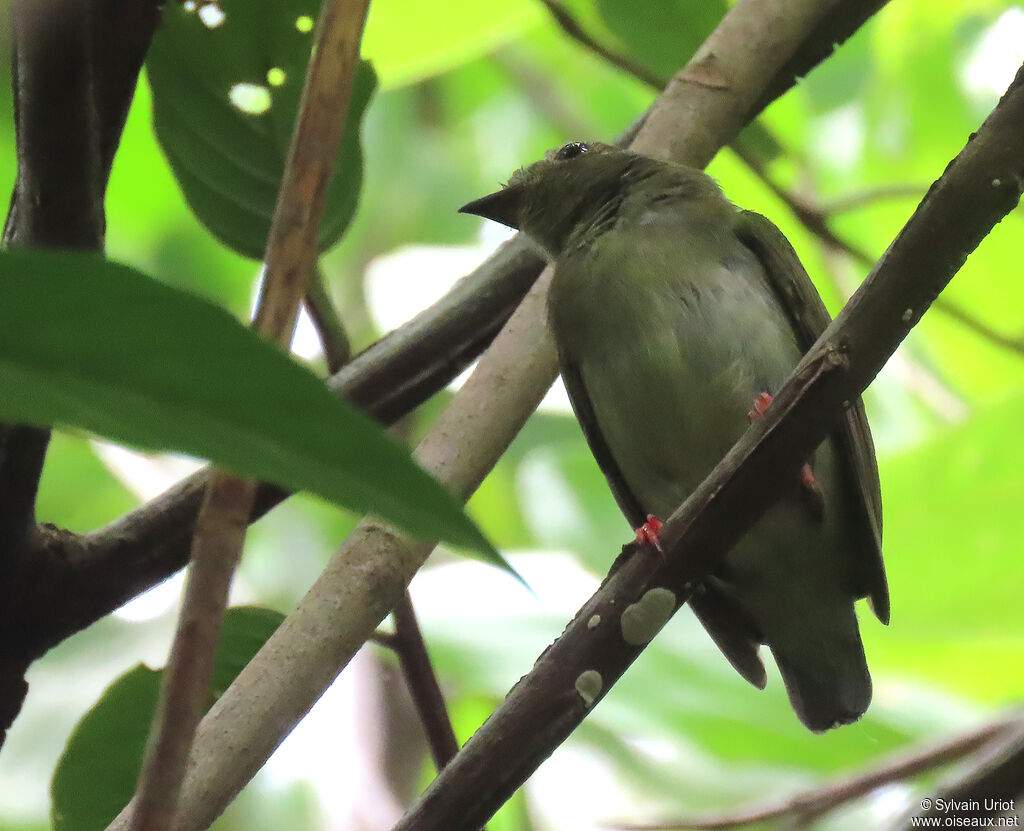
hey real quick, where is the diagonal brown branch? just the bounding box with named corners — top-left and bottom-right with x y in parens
top-left (390, 592), bottom-right (461, 771)
top-left (304, 266), bottom-right (352, 373)
top-left (127, 3), bottom-right (372, 829)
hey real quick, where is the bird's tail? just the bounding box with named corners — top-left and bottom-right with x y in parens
top-left (768, 604), bottom-right (872, 732)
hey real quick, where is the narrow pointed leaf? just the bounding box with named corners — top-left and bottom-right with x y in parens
top-left (0, 250), bottom-right (496, 557)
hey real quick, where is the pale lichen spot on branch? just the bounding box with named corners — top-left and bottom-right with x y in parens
top-left (574, 670), bottom-right (603, 707)
top-left (620, 587), bottom-right (677, 646)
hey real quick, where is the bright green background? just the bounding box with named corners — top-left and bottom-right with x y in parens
top-left (2, 1), bottom-right (1022, 830)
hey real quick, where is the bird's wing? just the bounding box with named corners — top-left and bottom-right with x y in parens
top-left (560, 357), bottom-right (768, 688)
top-left (733, 210), bottom-right (889, 624)
top-left (560, 360), bottom-right (647, 527)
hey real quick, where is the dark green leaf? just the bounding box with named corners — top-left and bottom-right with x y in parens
top-left (0, 250), bottom-right (495, 557)
top-left (147, 0), bottom-right (376, 259)
top-left (51, 608), bottom-right (285, 831)
top-left (51, 666), bottom-right (159, 831)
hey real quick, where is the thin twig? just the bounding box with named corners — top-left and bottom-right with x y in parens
top-left (127, 3), bottom-right (371, 829)
top-left (370, 630), bottom-right (399, 650)
top-left (391, 592), bottom-right (461, 770)
top-left (815, 217), bottom-right (967, 422)
top-left (611, 717), bottom-right (1017, 830)
top-left (492, 49), bottom-right (596, 140)
top-left (304, 265), bottom-right (351, 373)
top-left (820, 183), bottom-right (927, 215)
top-left (907, 719), bottom-right (1024, 830)
top-left (536, 0), bottom-right (666, 90)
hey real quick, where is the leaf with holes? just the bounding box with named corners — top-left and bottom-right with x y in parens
top-left (0, 250), bottom-right (498, 559)
top-left (146, 0), bottom-right (376, 259)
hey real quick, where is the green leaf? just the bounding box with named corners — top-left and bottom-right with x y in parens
top-left (0, 249), bottom-right (495, 557)
top-left (146, 0), bottom-right (376, 259)
top-left (51, 665), bottom-right (159, 831)
top-left (51, 607), bottom-right (285, 831)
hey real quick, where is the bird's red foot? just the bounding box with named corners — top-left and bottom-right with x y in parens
top-left (800, 461), bottom-right (826, 519)
top-left (748, 391), bottom-right (774, 421)
top-left (749, 392), bottom-right (826, 519)
top-left (635, 514), bottom-right (664, 553)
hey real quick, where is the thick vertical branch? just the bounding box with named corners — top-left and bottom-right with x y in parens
top-left (0, 0), bottom-right (158, 745)
top-left (0, 0), bottom-right (101, 561)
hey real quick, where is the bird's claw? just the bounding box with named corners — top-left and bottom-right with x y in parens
top-left (635, 514), bottom-right (664, 553)
top-left (748, 391), bottom-right (774, 421)
top-left (750, 392), bottom-right (826, 519)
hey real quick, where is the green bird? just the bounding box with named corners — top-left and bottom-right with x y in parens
top-left (460, 141), bottom-right (889, 731)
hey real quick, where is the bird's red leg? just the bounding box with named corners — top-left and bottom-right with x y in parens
top-left (748, 391), bottom-right (774, 421)
top-left (749, 391), bottom-right (825, 518)
top-left (635, 514), bottom-right (664, 553)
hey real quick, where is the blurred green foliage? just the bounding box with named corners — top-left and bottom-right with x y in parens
top-left (3, 1), bottom-right (1023, 830)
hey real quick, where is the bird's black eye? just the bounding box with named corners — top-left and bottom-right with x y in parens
top-left (553, 141), bottom-right (590, 161)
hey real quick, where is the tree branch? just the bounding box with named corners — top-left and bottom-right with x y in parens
top-left (391, 592), bottom-right (461, 771)
top-left (305, 266), bottom-right (352, 373)
top-left (612, 717), bottom-right (1020, 830)
top-left (127, 2), bottom-right (372, 827)
top-left (0, 0), bottom-right (159, 746)
top-left (536, 0), bottom-right (665, 89)
top-left (820, 183), bottom-right (927, 215)
top-left (905, 719), bottom-right (1024, 829)
top-left (401, 58), bottom-right (1024, 831)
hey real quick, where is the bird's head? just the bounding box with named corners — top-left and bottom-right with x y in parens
top-left (459, 141), bottom-right (657, 257)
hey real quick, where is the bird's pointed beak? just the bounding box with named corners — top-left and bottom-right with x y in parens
top-left (458, 184), bottom-right (525, 230)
